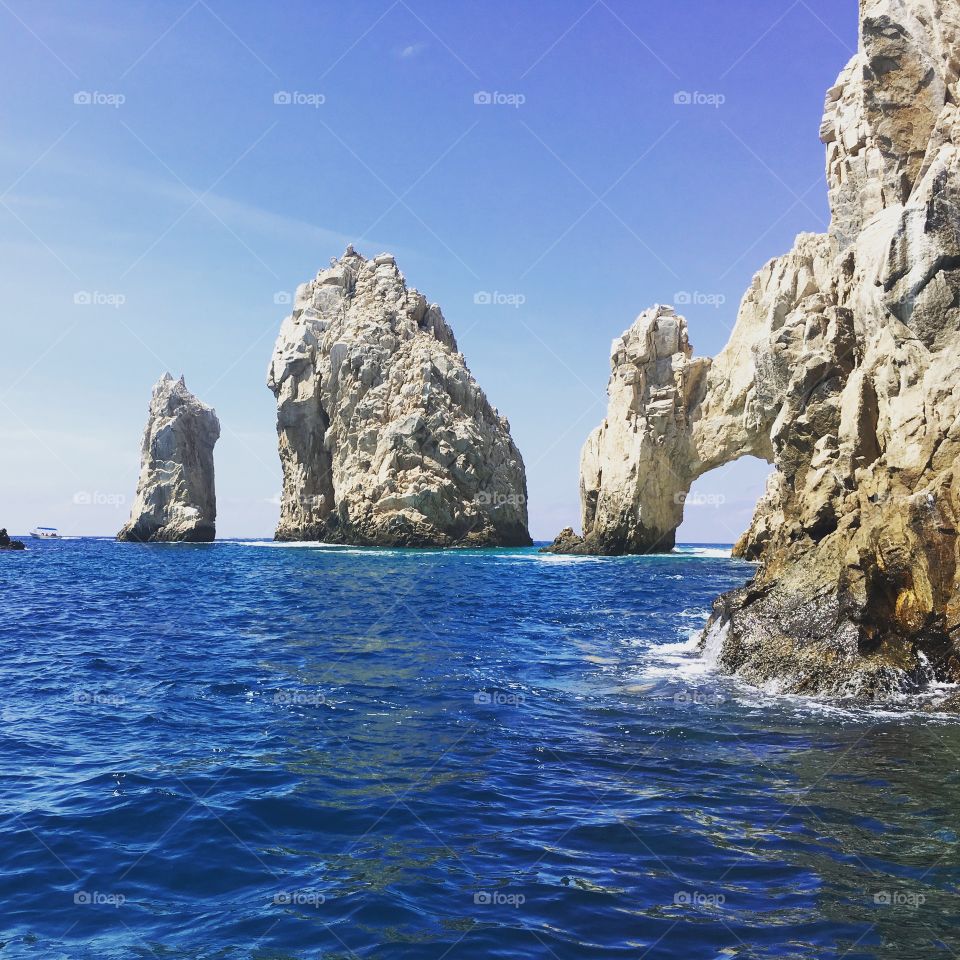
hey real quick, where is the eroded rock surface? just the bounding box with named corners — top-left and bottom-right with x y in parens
top-left (552, 0), bottom-right (960, 701)
top-left (118, 375), bottom-right (220, 543)
top-left (543, 306), bottom-right (710, 554)
top-left (544, 235), bottom-right (836, 557)
top-left (267, 247), bottom-right (531, 547)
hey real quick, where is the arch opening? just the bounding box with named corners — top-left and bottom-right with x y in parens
top-left (675, 455), bottom-right (772, 550)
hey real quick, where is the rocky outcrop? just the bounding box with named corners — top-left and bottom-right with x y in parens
top-left (707, 0), bottom-right (960, 700)
top-left (0, 529), bottom-right (25, 551)
top-left (552, 0), bottom-right (960, 700)
top-left (543, 306), bottom-right (710, 554)
top-left (118, 375), bottom-right (220, 543)
top-left (822, 0), bottom-right (959, 251)
top-left (544, 236), bottom-right (834, 556)
top-left (267, 247), bottom-right (531, 547)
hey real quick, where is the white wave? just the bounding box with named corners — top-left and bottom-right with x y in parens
top-left (656, 635), bottom-right (701, 655)
top-left (678, 607), bottom-right (713, 621)
top-left (700, 619), bottom-right (729, 669)
top-left (628, 632), bottom-right (717, 682)
top-left (729, 684), bottom-right (960, 723)
top-left (535, 553), bottom-right (608, 565)
top-left (222, 541), bottom-right (739, 561)
top-left (672, 545), bottom-right (734, 559)
top-left (620, 615), bottom-right (960, 722)
top-left (220, 540), bottom-right (326, 548)
top-left (220, 540), bottom-right (399, 555)
top-left (703, 663), bottom-right (960, 722)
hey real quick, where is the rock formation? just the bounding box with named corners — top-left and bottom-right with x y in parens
top-left (551, 0), bottom-right (960, 700)
top-left (118, 374), bottom-right (220, 543)
top-left (543, 305), bottom-right (711, 554)
top-left (0, 529), bottom-right (25, 551)
top-left (267, 247), bottom-right (531, 547)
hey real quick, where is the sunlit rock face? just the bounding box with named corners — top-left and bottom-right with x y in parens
top-left (118, 374), bottom-right (220, 543)
top-left (267, 247), bottom-right (531, 548)
top-left (552, 0), bottom-right (960, 700)
top-left (543, 235), bottom-right (833, 557)
top-left (543, 305), bottom-right (711, 555)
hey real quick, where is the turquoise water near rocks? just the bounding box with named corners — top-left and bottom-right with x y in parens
top-left (1, 538), bottom-right (958, 958)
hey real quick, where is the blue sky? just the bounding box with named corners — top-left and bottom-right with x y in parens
top-left (0, 0), bottom-right (857, 541)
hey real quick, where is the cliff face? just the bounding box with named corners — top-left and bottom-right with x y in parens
top-left (711, 0), bottom-right (960, 698)
top-left (552, 0), bottom-right (960, 699)
top-left (118, 375), bottom-right (220, 543)
top-left (267, 248), bottom-right (531, 547)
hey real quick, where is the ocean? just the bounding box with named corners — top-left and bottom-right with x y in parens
top-left (1, 538), bottom-right (958, 958)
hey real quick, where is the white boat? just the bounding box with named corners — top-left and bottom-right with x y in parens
top-left (30, 527), bottom-right (61, 539)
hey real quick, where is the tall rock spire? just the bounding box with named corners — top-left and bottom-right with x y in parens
top-left (118, 375), bottom-right (220, 543)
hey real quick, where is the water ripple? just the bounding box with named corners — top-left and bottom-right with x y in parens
top-left (0, 539), bottom-right (958, 959)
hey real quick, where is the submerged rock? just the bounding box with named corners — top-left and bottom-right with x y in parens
top-left (552, 0), bottom-right (960, 701)
top-left (117, 375), bottom-right (220, 543)
top-left (544, 527), bottom-right (588, 554)
top-left (267, 247), bottom-right (531, 547)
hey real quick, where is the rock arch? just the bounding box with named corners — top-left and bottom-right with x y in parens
top-left (547, 231), bottom-right (833, 556)
top-left (548, 0), bottom-right (960, 701)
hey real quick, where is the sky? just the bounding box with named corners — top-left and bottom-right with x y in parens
top-left (0, 0), bottom-right (858, 542)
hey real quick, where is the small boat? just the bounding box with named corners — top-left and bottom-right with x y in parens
top-left (30, 527), bottom-right (61, 539)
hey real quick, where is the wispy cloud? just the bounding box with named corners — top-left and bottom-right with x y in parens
top-left (0, 136), bottom-right (402, 259)
top-left (397, 41), bottom-right (427, 59)
top-left (1, 193), bottom-right (63, 210)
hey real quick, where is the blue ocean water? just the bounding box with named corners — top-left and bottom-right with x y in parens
top-left (1, 539), bottom-right (959, 959)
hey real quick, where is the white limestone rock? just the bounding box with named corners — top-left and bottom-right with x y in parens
top-left (118, 374), bottom-right (220, 543)
top-left (546, 306), bottom-right (710, 554)
top-left (267, 247), bottom-right (531, 547)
